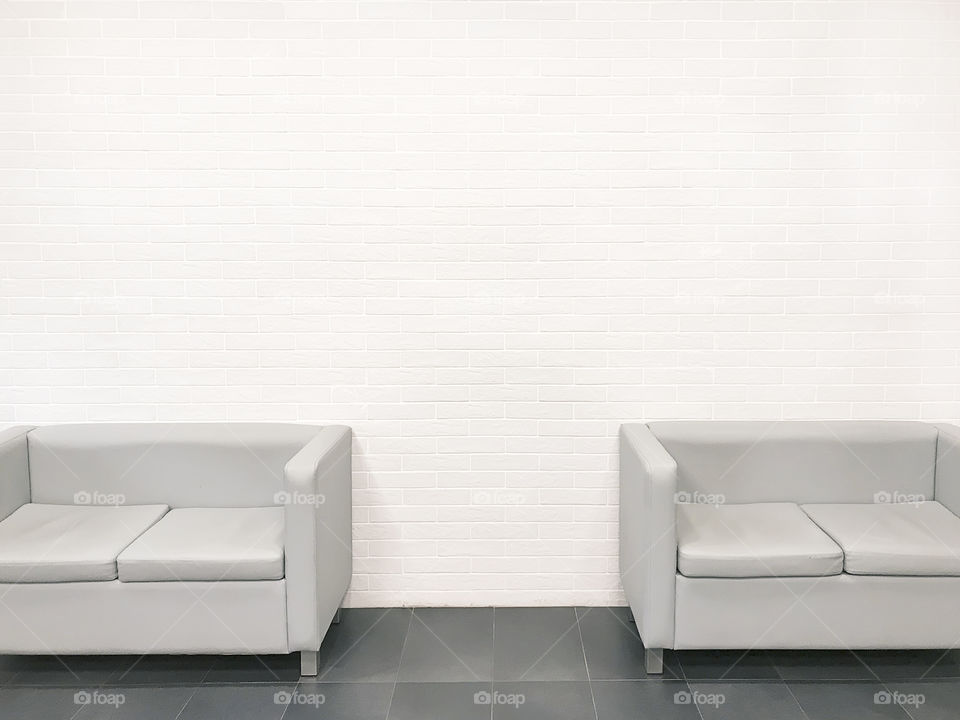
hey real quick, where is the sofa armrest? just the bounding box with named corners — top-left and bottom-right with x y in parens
top-left (282, 425), bottom-right (353, 652)
top-left (619, 424), bottom-right (678, 650)
top-left (934, 424), bottom-right (960, 517)
top-left (0, 426), bottom-right (33, 523)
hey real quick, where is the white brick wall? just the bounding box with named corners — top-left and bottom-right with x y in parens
top-left (2, 0), bottom-right (960, 606)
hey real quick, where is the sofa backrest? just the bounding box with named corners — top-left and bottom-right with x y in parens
top-left (27, 423), bottom-right (321, 508)
top-left (647, 421), bottom-right (938, 504)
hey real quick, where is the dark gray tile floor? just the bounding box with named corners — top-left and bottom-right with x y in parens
top-left (1, 608), bottom-right (959, 719)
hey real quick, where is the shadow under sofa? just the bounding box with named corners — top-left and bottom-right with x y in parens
top-left (0, 422), bottom-right (352, 676)
top-left (620, 420), bottom-right (960, 673)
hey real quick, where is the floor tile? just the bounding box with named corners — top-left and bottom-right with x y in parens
top-left (108, 655), bottom-right (214, 686)
top-left (577, 607), bottom-right (682, 680)
top-left (788, 682), bottom-right (912, 719)
top-left (282, 682), bottom-right (393, 720)
top-left (388, 682), bottom-right (492, 720)
top-left (494, 607), bottom-right (587, 681)
top-left (8, 654), bottom-right (123, 686)
top-left (7, 609), bottom-right (949, 720)
top-left (859, 650), bottom-right (960, 680)
top-left (875, 681), bottom-right (960, 720)
top-left (397, 608), bottom-right (494, 682)
top-left (769, 650), bottom-right (879, 681)
top-left (74, 686), bottom-right (196, 719)
top-left (678, 649), bottom-right (779, 680)
top-left (688, 681), bottom-right (806, 720)
top-left (0, 656), bottom-right (32, 684)
top-left (592, 680), bottom-right (700, 720)
top-left (177, 683), bottom-right (295, 720)
top-left (312, 608), bottom-right (411, 683)
top-left (0, 687), bottom-right (86, 720)
top-left (492, 681), bottom-right (596, 720)
top-left (202, 653), bottom-right (300, 684)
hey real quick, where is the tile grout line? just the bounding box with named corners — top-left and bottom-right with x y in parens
top-left (384, 608), bottom-right (414, 720)
top-left (490, 606), bottom-right (495, 720)
top-left (316, 608), bottom-right (394, 682)
top-left (576, 607), bottom-right (600, 720)
top-left (171, 686), bottom-right (199, 720)
top-left (781, 681), bottom-right (815, 720)
top-left (674, 643), bottom-right (706, 720)
top-left (279, 663), bottom-right (296, 720)
top-left (516, 609), bottom-right (582, 682)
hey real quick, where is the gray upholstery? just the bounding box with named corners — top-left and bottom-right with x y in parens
top-left (0, 503), bottom-right (168, 582)
top-left (618, 424), bottom-right (678, 650)
top-left (802, 501), bottom-right (960, 576)
top-left (0, 580), bottom-right (288, 654)
top-left (0, 426), bottom-right (31, 524)
top-left (283, 425), bottom-right (353, 652)
top-left (934, 423), bottom-right (960, 519)
top-left (675, 574), bottom-right (960, 650)
top-left (117, 507), bottom-right (285, 582)
top-left (677, 502), bottom-right (842, 578)
top-left (0, 422), bottom-right (352, 664)
top-left (648, 420), bottom-right (937, 504)
top-left (27, 422), bottom-right (320, 508)
top-left (621, 421), bottom-right (960, 666)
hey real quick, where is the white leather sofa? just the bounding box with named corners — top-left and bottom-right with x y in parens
top-left (620, 420), bottom-right (960, 673)
top-left (0, 422), bottom-right (352, 676)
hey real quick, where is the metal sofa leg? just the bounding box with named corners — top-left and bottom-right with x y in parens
top-left (333, 607), bottom-right (342, 624)
top-left (645, 648), bottom-right (663, 674)
top-left (300, 650), bottom-right (318, 677)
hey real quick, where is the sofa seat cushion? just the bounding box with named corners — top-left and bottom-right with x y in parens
top-left (801, 501), bottom-right (960, 576)
top-left (117, 507), bottom-right (284, 582)
top-left (0, 503), bottom-right (169, 582)
top-left (677, 502), bottom-right (844, 578)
